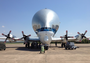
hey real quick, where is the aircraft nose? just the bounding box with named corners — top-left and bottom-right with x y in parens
top-left (44, 36), bottom-right (49, 42)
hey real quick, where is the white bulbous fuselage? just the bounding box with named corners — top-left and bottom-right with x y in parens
top-left (32, 9), bottom-right (60, 46)
top-left (38, 31), bottom-right (54, 46)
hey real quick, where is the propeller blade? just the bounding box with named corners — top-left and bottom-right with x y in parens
top-left (79, 40), bottom-right (81, 42)
top-left (4, 41), bottom-right (6, 43)
top-left (60, 30), bottom-right (73, 42)
top-left (22, 31), bottom-right (24, 36)
top-left (9, 30), bottom-right (11, 35)
top-left (2, 33), bottom-right (4, 35)
top-left (60, 36), bottom-right (62, 38)
top-left (83, 36), bottom-right (86, 38)
top-left (2, 30), bottom-right (13, 43)
top-left (28, 35), bottom-right (31, 37)
top-left (66, 30), bottom-right (68, 35)
top-left (84, 30), bottom-right (87, 35)
top-left (21, 31), bottom-right (31, 44)
top-left (77, 30), bottom-right (88, 42)
top-left (77, 32), bottom-right (80, 35)
top-left (4, 38), bottom-right (7, 43)
top-left (2, 33), bottom-right (7, 37)
top-left (68, 36), bottom-right (74, 38)
top-left (87, 38), bottom-right (89, 40)
top-left (25, 42), bottom-right (27, 44)
top-left (20, 37), bottom-right (24, 40)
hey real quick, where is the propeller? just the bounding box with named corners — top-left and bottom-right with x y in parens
top-left (2, 30), bottom-right (12, 43)
top-left (60, 30), bottom-right (73, 42)
top-left (77, 30), bottom-right (88, 42)
top-left (19, 31), bottom-right (31, 44)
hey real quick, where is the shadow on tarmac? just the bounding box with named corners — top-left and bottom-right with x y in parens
top-left (6, 47), bottom-right (41, 51)
top-left (16, 47), bottom-right (41, 51)
top-left (6, 45), bottom-right (90, 52)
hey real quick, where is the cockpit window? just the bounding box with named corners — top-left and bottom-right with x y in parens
top-left (36, 27), bottom-right (56, 34)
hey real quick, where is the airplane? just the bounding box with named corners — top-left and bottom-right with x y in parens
top-left (0, 8), bottom-right (90, 50)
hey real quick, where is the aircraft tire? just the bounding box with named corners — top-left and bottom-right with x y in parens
top-left (65, 47), bottom-right (67, 50)
top-left (44, 46), bottom-right (48, 50)
top-left (68, 48), bottom-right (70, 50)
top-left (74, 48), bottom-right (76, 49)
top-left (61, 43), bottom-right (65, 48)
top-left (25, 44), bottom-right (27, 48)
top-left (71, 48), bottom-right (73, 50)
top-left (27, 43), bottom-right (30, 48)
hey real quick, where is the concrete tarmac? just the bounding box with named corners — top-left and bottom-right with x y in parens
top-left (0, 44), bottom-right (90, 63)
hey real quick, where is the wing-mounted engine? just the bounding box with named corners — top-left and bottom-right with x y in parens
top-left (2, 30), bottom-right (16, 43)
top-left (19, 31), bottom-right (31, 44)
top-left (60, 30), bottom-right (73, 43)
top-left (75, 30), bottom-right (89, 42)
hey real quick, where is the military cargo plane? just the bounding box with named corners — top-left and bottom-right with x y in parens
top-left (0, 9), bottom-right (90, 50)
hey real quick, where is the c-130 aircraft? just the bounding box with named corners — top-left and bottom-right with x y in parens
top-left (1, 9), bottom-right (90, 50)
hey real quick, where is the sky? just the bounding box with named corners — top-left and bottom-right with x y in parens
top-left (0, 0), bottom-right (90, 38)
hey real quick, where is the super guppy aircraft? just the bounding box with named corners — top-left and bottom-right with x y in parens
top-left (1, 9), bottom-right (90, 50)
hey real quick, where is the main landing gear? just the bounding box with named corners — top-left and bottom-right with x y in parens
top-left (24, 42), bottom-right (49, 51)
top-left (61, 43), bottom-right (66, 48)
top-left (24, 42), bottom-right (30, 48)
top-left (31, 42), bottom-right (41, 49)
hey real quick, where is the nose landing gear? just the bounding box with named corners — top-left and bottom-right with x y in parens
top-left (44, 46), bottom-right (48, 50)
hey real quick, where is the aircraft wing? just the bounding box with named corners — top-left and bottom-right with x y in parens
top-left (28, 38), bottom-right (40, 42)
top-left (51, 38), bottom-right (76, 42)
top-left (87, 37), bottom-right (90, 40)
top-left (14, 37), bottom-right (40, 42)
top-left (0, 37), bottom-right (6, 40)
top-left (52, 36), bottom-right (90, 43)
top-left (51, 38), bottom-right (62, 42)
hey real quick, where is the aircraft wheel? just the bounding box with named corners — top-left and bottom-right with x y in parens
top-left (71, 48), bottom-right (73, 50)
top-left (25, 44), bottom-right (27, 48)
top-left (68, 48), bottom-right (70, 50)
top-left (63, 43), bottom-right (66, 47)
top-left (27, 43), bottom-right (30, 48)
top-left (74, 48), bottom-right (76, 49)
top-left (65, 47), bottom-right (67, 50)
top-left (31, 43), bottom-right (34, 49)
top-left (61, 43), bottom-right (63, 47)
top-left (46, 47), bottom-right (48, 50)
top-left (61, 43), bottom-right (65, 48)
top-left (44, 46), bottom-right (48, 50)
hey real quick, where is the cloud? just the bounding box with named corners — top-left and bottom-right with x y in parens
top-left (68, 32), bottom-right (72, 35)
top-left (3, 31), bottom-right (5, 33)
top-left (2, 26), bottom-right (5, 28)
top-left (0, 33), bottom-right (2, 36)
